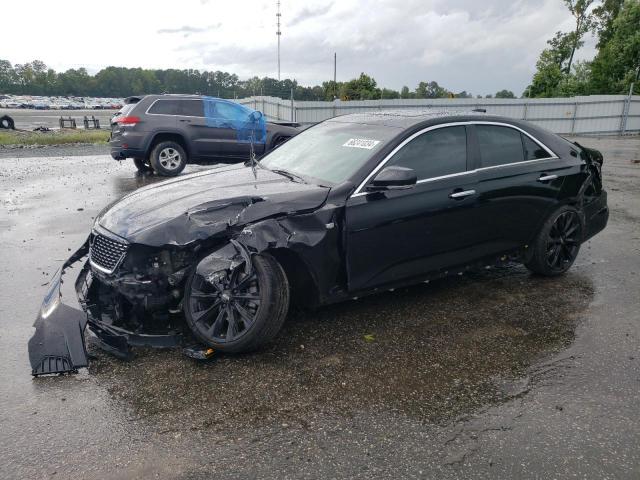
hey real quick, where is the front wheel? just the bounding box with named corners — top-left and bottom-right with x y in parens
top-left (525, 206), bottom-right (583, 276)
top-left (149, 141), bottom-right (187, 176)
top-left (184, 253), bottom-right (289, 353)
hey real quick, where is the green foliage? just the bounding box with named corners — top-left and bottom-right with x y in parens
top-left (589, 0), bottom-right (640, 94)
top-left (527, 0), bottom-right (639, 98)
top-left (0, 129), bottom-right (109, 146)
top-left (339, 73), bottom-right (380, 100)
top-left (495, 89), bottom-right (516, 98)
top-left (415, 81), bottom-right (450, 98)
top-left (591, 0), bottom-right (625, 48)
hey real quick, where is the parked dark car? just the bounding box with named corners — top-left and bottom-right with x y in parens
top-left (109, 94), bottom-right (300, 176)
top-left (29, 110), bottom-right (608, 375)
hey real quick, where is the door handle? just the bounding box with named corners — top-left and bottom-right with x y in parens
top-left (179, 119), bottom-right (191, 123)
top-left (538, 174), bottom-right (558, 182)
top-left (449, 189), bottom-right (476, 199)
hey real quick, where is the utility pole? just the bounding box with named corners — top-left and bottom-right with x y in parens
top-left (276, 1), bottom-right (281, 81)
top-left (333, 52), bottom-right (337, 99)
top-left (621, 63), bottom-right (640, 134)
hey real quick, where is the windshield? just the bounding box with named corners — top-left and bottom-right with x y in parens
top-left (260, 121), bottom-right (399, 185)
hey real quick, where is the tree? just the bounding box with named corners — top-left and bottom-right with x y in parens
top-left (339, 73), bottom-right (380, 100)
top-left (495, 89), bottom-right (516, 98)
top-left (528, 31), bottom-right (576, 97)
top-left (400, 85), bottom-right (412, 99)
top-left (589, 0), bottom-right (640, 94)
top-left (563, 0), bottom-right (596, 74)
top-left (415, 81), bottom-right (449, 98)
top-left (592, 0), bottom-right (625, 48)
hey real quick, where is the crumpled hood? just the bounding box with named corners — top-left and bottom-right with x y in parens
top-left (97, 164), bottom-right (330, 246)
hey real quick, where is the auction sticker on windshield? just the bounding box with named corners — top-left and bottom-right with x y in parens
top-left (342, 138), bottom-right (381, 149)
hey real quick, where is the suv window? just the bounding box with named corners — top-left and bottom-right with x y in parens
top-left (179, 99), bottom-right (204, 117)
top-left (387, 126), bottom-right (467, 179)
top-left (476, 125), bottom-right (525, 167)
top-left (147, 99), bottom-right (180, 115)
top-left (522, 134), bottom-right (549, 160)
top-left (215, 101), bottom-right (243, 120)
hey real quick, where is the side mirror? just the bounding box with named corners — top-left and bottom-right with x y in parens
top-left (250, 111), bottom-right (263, 122)
top-left (366, 166), bottom-right (417, 191)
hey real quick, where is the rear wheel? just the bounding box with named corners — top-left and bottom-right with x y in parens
top-left (149, 141), bottom-right (187, 176)
top-left (184, 253), bottom-right (289, 353)
top-left (525, 206), bottom-right (583, 276)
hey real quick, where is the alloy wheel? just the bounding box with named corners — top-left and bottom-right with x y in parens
top-left (187, 264), bottom-right (261, 343)
top-left (158, 147), bottom-right (182, 170)
top-left (546, 210), bottom-right (581, 271)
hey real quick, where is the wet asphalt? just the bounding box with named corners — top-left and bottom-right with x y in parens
top-left (0, 137), bottom-right (639, 479)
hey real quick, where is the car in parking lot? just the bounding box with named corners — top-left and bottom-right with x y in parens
top-left (109, 94), bottom-right (301, 176)
top-left (29, 110), bottom-right (608, 374)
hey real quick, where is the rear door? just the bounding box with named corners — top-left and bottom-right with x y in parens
top-left (469, 122), bottom-right (572, 254)
top-left (173, 99), bottom-right (216, 159)
top-left (145, 98), bottom-right (178, 132)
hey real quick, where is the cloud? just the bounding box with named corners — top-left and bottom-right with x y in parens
top-left (288, 4), bottom-right (333, 27)
top-left (157, 23), bottom-right (221, 36)
top-left (3, 0), bottom-right (595, 97)
top-left (176, 0), bottom-right (592, 96)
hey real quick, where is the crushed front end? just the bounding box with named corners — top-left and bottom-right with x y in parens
top-left (28, 226), bottom-right (205, 375)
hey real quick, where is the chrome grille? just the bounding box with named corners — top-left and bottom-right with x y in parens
top-left (90, 233), bottom-right (128, 273)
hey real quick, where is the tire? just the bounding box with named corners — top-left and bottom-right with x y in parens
top-left (525, 205), bottom-right (583, 276)
top-left (149, 141), bottom-right (187, 176)
top-left (184, 253), bottom-right (289, 353)
top-left (133, 157), bottom-right (152, 172)
top-left (0, 115), bottom-right (15, 130)
top-left (270, 136), bottom-right (289, 151)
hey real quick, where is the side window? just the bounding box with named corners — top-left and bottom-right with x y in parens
top-left (522, 134), bottom-right (549, 160)
top-left (476, 125), bottom-right (525, 167)
top-left (387, 126), bottom-right (467, 179)
top-left (215, 102), bottom-right (244, 120)
top-left (147, 99), bottom-right (180, 115)
top-left (179, 99), bottom-right (204, 117)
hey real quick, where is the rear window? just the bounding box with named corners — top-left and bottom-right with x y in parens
top-left (179, 99), bottom-right (204, 117)
top-left (147, 99), bottom-right (180, 115)
top-left (477, 125), bottom-right (524, 167)
top-left (522, 134), bottom-right (550, 159)
top-left (114, 104), bottom-right (135, 118)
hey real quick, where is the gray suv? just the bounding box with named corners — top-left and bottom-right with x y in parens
top-left (110, 94), bottom-right (300, 176)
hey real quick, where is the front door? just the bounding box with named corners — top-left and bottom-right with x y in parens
top-left (346, 125), bottom-right (482, 292)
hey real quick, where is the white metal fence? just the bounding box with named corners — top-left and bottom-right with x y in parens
top-left (238, 94), bottom-right (640, 135)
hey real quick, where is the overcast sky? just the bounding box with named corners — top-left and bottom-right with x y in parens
top-left (3, 0), bottom-right (598, 96)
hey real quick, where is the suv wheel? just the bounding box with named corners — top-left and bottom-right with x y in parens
top-left (149, 141), bottom-right (187, 176)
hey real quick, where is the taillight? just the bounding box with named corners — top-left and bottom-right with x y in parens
top-left (116, 116), bottom-right (140, 126)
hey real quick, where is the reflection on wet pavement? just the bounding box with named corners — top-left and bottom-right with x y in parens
top-left (91, 265), bottom-right (593, 429)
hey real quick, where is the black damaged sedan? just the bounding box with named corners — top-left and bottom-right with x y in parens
top-left (29, 111), bottom-right (608, 375)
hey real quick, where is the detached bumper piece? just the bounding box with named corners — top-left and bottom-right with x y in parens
top-left (28, 238), bottom-right (192, 376)
top-left (28, 242), bottom-right (91, 376)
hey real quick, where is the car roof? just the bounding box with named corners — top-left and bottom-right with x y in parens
top-left (327, 109), bottom-right (506, 128)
